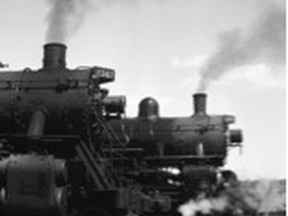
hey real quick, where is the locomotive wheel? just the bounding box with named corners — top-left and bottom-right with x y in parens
top-left (79, 207), bottom-right (111, 216)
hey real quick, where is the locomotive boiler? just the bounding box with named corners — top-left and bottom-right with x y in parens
top-left (104, 94), bottom-right (242, 165)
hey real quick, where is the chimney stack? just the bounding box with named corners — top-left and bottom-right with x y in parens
top-left (193, 93), bottom-right (207, 115)
top-left (43, 43), bottom-right (66, 69)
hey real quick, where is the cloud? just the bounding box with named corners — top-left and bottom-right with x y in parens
top-left (219, 64), bottom-right (285, 89)
top-left (170, 55), bottom-right (205, 90)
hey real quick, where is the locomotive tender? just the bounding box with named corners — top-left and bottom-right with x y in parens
top-left (0, 43), bottom-right (243, 216)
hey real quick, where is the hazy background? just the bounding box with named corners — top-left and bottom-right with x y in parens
top-left (0, 0), bottom-right (285, 179)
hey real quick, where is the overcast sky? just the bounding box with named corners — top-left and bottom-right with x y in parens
top-left (0, 0), bottom-right (285, 179)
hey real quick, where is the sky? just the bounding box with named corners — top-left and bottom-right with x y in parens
top-left (0, 0), bottom-right (285, 180)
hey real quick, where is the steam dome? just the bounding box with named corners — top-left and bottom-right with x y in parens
top-left (138, 97), bottom-right (159, 118)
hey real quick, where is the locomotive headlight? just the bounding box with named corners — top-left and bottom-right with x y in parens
top-left (229, 129), bottom-right (243, 143)
top-left (103, 96), bottom-right (126, 114)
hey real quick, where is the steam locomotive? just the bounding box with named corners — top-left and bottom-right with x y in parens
top-left (102, 93), bottom-right (243, 209)
top-left (0, 43), bottom-right (243, 216)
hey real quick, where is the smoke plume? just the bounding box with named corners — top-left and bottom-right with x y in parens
top-left (45, 0), bottom-right (90, 43)
top-left (178, 196), bottom-right (229, 216)
top-left (178, 180), bottom-right (285, 216)
top-left (197, 4), bottom-right (285, 92)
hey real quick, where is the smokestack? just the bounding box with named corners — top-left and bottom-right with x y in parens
top-left (43, 43), bottom-right (67, 69)
top-left (193, 93), bottom-right (207, 115)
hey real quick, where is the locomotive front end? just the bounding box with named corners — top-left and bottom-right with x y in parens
top-left (0, 43), bottom-right (117, 216)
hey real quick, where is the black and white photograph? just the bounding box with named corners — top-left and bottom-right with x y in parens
top-left (0, 0), bottom-right (285, 215)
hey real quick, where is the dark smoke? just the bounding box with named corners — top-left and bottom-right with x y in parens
top-left (197, 5), bottom-right (285, 92)
top-left (45, 0), bottom-right (90, 43)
